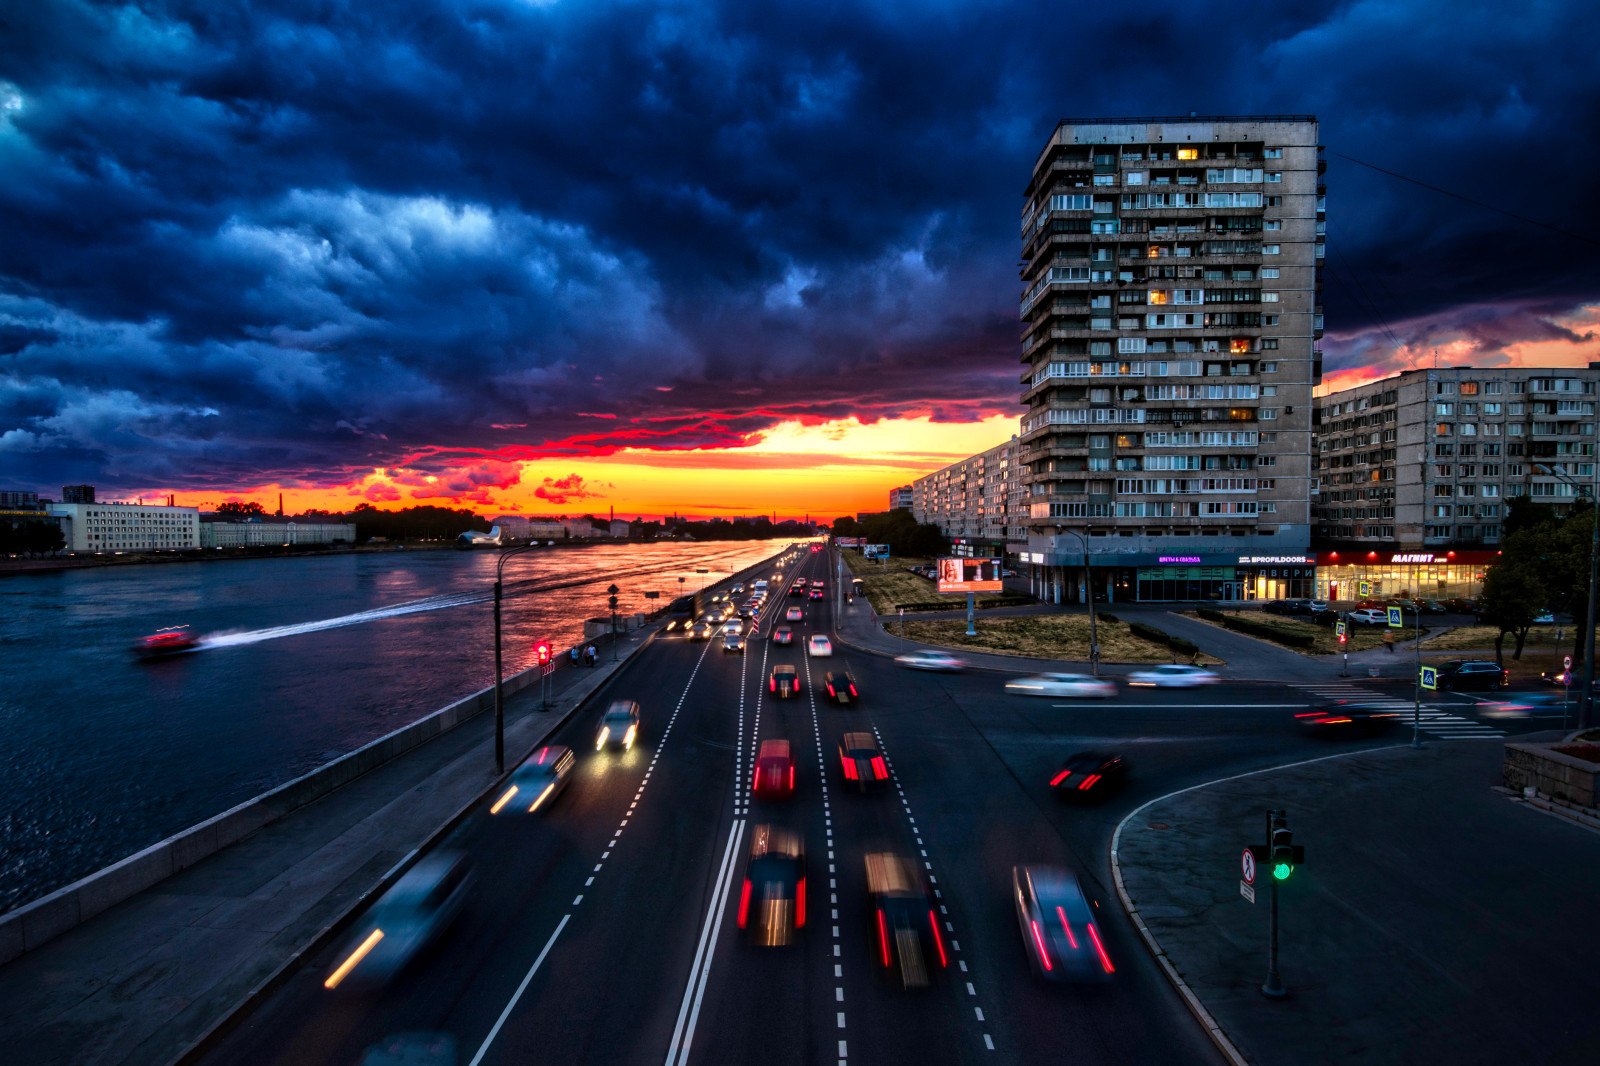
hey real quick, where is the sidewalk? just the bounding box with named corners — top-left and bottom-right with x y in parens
top-left (1114, 739), bottom-right (1600, 1066)
top-left (0, 626), bottom-right (655, 1066)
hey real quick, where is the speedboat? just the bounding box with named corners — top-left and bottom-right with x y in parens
top-left (134, 626), bottom-right (201, 659)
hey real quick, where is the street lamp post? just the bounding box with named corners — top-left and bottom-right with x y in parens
top-left (493, 543), bottom-right (537, 774)
top-left (1535, 462), bottom-right (1598, 729)
top-left (1061, 528), bottom-right (1100, 676)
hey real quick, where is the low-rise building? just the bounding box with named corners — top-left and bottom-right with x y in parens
top-left (49, 501), bottom-right (202, 552)
top-left (527, 522), bottom-right (567, 540)
top-left (199, 515), bottom-right (356, 548)
top-left (492, 515), bottom-right (533, 540)
top-left (608, 519), bottom-right (632, 538)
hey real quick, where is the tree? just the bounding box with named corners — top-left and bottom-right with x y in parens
top-left (1477, 559), bottom-right (1547, 663)
top-left (217, 500), bottom-right (266, 519)
top-left (1503, 495), bottom-right (1561, 538)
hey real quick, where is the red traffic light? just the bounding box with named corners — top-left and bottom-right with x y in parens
top-left (535, 640), bottom-right (552, 664)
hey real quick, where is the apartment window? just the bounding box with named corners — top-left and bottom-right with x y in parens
top-left (1125, 171), bottom-right (1145, 186)
top-left (1434, 443), bottom-right (1454, 456)
top-left (1511, 382), bottom-right (1527, 394)
top-left (1093, 174), bottom-right (1115, 186)
top-left (1260, 408), bottom-right (1278, 420)
top-left (1266, 172), bottom-right (1283, 183)
top-left (1264, 220), bottom-right (1282, 231)
top-left (1266, 195), bottom-right (1282, 207)
top-left (1260, 268), bottom-right (1280, 279)
top-left (1435, 423), bottom-right (1453, 435)
top-left (1485, 403), bottom-right (1502, 415)
top-left (1263, 244), bottom-right (1280, 254)
top-left (1485, 381), bottom-right (1503, 395)
top-left (1432, 505), bottom-right (1452, 517)
top-left (1177, 148), bottom-right (1198, 160)
top-left (1435, 465), bottom-right (1453, 477)
top-left (1261, 361), bottom-right (1278, 372)
top-left (1460, 382), bottom-right (1479, 396)
top-left (1262, 386), bottom-right (1277, 396)
top-left (1264, 148), bottom-right (1283, 159)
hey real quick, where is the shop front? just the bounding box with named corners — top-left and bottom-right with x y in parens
top-left (1313, 550), bottom-right (1497, 604)
top-left (1024, 550), bottom-right (1315, 603)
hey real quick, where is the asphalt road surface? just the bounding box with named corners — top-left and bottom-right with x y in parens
top-left (199, 545), bottom-right (1552, 1066)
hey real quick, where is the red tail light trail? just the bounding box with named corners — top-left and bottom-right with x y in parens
top-left (871, 756), bottom-right (888, 780)
top-left (1029, 918), bottom-right (1053, 971)
top-left (876, 909), bottom-right (890, 966)
top-left (1049, 769), bottom-right (1071, 786)
top-left (928, 910), bottom-right (948, 967)
top-left (1086, 922), bottom-right (1114, 973)
top-left (795, 878), bottom-right (806, 927)
top-left (736, 880), bottom-right (752, 928)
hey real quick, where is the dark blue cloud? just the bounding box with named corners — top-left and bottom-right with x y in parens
top-left (2, 0), bottom-right (1598, 490)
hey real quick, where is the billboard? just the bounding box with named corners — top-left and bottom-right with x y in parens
top-left (863, 543), bottom-right (890, 558)
top-left (835, 537), bottom-right (865, 547)
top-left (937, 557), bottom-right (1002, 594)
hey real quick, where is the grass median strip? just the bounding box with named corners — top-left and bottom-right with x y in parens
top-left (1421, 625), bottom-right (1597, 651)
top-left (841, 552), bottom-right (1030, 614)
top-left (890, 614), bottom-right (1221, 664)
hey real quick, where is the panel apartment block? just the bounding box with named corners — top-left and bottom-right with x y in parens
top-left (1018, 116), bottom-right (1322, 603)
top-left (910, 437), bottom-right (1026, 553)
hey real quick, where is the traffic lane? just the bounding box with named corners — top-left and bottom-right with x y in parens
top-left (1358, 679), bottom-right (1576, 735)
top-left (200, 633), bottom-right (715, 1066)
top-left (862, 666), bottom-right (1225, 1066)
top-left (679, 650), bottom-right (826, 1066)
top-left (481, 630), bottom-right (751, 1065)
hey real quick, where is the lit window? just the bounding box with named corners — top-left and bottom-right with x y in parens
top-left (1177, 148), bottom-right (1198, 160)
top-left (1230, 339), bottom-right (1250, 353)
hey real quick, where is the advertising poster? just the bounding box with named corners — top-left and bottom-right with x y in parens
top-left (936, 557), bottom-right (1002, 593)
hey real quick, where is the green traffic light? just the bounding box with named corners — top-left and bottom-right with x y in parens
top-left (1273, 862), bottom-right (1292, 880)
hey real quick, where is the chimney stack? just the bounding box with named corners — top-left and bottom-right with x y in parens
top-left (277, 493), bottom-right (284, 517)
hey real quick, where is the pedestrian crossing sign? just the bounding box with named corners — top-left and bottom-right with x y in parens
top-left (1387, 606), bottom-right (1403, 628)
top-left (1359, 580), bottom-right (1371, 597)
top-left (1420, 666), bottom-right (1437, 690)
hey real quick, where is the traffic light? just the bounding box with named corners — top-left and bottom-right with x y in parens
top-left (1269, 813), bottom-right (1304, 880)
top-left (535, 640), bottom-right (552, 665)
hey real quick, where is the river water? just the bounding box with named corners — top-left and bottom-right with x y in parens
top-left (0, 541), bottom-right (792, 912)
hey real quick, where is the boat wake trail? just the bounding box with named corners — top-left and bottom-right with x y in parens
top-left (201, 592), bottom-right (483, 649)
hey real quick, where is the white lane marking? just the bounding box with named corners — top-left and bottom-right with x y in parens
top-left (664, 818), bottom-right (747, 1066)
top-left (466, 914), bottom-right (570, 1066)
top-left (1053, 702), bottom-right (1309, 708)
top-left (984, 1035), bottom-right (994, 1050)
top-left (836, 1012), bottom-right (846, 1028)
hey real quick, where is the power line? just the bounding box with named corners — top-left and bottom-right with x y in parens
top-left (1327, 150), bottom-right (1600, 249)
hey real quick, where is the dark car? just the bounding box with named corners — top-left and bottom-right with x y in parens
top-left (808, 588), bottom-right (824, 600)
top-left (723, 634), bottom-right (745, 653)
top-left (1483, 692), bottom-right (1579, 719)
top-left (737, 824), bottom-right (806, 946)
top-left (1296, 702), bottom-right (1402, 737)
top-left (492, 745), bottom-right (576, 815)
top-left (1048, 752), bottom-right (1126, 797)
top-left (1263, 599), bottom-right (1311, 616)
top-left (865, 852), bottom-right (947, 989)
top-left (789, 583), bottom-right (806, 597)
top-left (1419, 599), bottom-right (1450, 614)
top-left (596, 700), bottom-right (641, 750)
top-left (324, 853), bottom-right (473, 989)
top-left (772, 625), bottom-right (794, 646)
top-left (1436, 659), bottom-right (1508, 691)
top-left (770, 665), bottom-right (801, 698)
top-left (825, 671), bottom-right (858, 706)
top-left (1012, 865), bottom-right (1113, 982)
top-left (752, 739), bottom-right (795, 797)
top-left (1306, 608), bottom-right (1340, 627)
top-left (838, 731), bottom-right (889, 789)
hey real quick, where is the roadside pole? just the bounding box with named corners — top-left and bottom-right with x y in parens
top-left (1263, 813), bottom-right (1284, 999)
top-left (1412, 605), bottom-right (1423, 748)
top-left (966, 591), bottom-right (977, 636)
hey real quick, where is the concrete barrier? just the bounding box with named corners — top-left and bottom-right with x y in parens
top-left (0, 544), bottom-right (794, 965)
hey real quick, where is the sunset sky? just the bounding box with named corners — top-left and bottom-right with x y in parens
top-left (5, 1), bottom-right (1599, 519)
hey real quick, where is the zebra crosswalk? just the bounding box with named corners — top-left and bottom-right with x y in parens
top-left (1289, 682), bottom-right (1505, 738)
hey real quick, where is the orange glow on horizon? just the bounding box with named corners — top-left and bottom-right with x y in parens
top-left (158, 413), bottom-right (1021, 521)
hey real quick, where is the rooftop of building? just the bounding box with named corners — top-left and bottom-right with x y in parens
top-left (1054, 114), bottom-right (1318, 127)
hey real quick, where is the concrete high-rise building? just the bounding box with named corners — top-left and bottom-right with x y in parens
top-left (888, 486), bottom-right (913, 510)
top-left (910, 437), bottom-right (1027, 555)
top-left (48, 501), bottom-right (201, 552)
top-left (61, 485), bottom-right (95, 504)
top-left (1018, 115), bottom-right (1323, 603)
top-left (1310, 364), bottom-right (1600, 602)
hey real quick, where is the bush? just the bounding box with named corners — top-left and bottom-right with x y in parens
top-left (1169, 637), bottom-right (1199, 656)
top-left (1097, 612), bottom-right (1120, 624)
top-left (1197, 607), bottom-right (1228, 623)
top-left (1127, 621), bottom-right (1168, 644)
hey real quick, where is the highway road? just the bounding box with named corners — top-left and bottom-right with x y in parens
top-left (199, 544), bottom-right (1553, 1066)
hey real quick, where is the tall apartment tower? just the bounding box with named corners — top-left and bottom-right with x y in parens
top-left (1018, 115), bottom-right (1324, 604)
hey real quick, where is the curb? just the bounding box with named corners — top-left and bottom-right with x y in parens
top-left (168, 550), bottom-right (783, 1066)
top-left (1491, 785), bottom-right (1600, 836)
top-left (1108, 745), bottom-right (1409, 1066)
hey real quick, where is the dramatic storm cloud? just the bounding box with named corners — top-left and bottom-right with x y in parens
top-left (2, 0), bottom-right (1598, 494)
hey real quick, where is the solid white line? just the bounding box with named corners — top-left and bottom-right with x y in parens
top-left (467, 913), bottom-right (571, 1066)
top-left (665, 818), bottom-right (746, 1066)
top-left (1052, 702), bottom-right (1310, 709)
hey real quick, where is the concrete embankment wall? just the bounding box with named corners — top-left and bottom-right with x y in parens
top-left (0, 544), bottom-right (792, 966)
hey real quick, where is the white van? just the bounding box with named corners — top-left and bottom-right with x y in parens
top-left (752, 579), bottom-right (769, 596)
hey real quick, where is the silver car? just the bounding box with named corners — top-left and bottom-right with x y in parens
top-left (1012, 865), bottom-right (1114, 982)
top-left (894, 650), bottom-right (965, 672)
top-left (324, 853), bottom-right (473, 988)
top-left (491, 745), bottom-right (575, 815)
top-left (1005, 673), bottom-right (1116, 699)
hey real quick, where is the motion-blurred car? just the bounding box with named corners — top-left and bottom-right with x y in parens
top-left (770, 665), bottom-right (801, 698)
top-left (772, 626), bottom-right (794, 645)
top-left (1011, 865), bottom-right (1113, 982)
top-left (688, 621), bottom-right (712, 641)
top-left (894, 650), bottom-right (965, 672)
top-left (731, 583), bottom-right (745, 594)
top-left (1126, 664), bottom-right (1218, 688)
top-left (1005, 673), bottom-right (1116, 699)
top-left (1048, 752), bottom-right (1126, 797)
top-left (1482, 692), bottom-right (1576, 719)
top-left (866, 852), bottom-right (947, 989)
top-left (705, 609), bottom-right (727, 625)
top-left (825, 671), bottom-right (858, 705)
top-left (1295, 703), bottom-right (1401, 737)
top-left (751, 739), bottom-right (795, 798)
top-left (1436, 659), bottom-right (1508, 691)
top-left (737, 824), bottom-right (805, 946)
top-left (808, 588), bottom-right (824, 600)
top-left (324, 853), bottom-right (473, 989)
top-left (811, 580), bottom-right (825, 588)
top-left (808, 635), bottom-right (833, 657)
top-left (723, 634), bottom-right (745, 653)
top-left (838, 731), bottom-right (889, 788)
top-left (711, 593), bottom-right (728, 605)
top-left (596, 700), bottom-right (640, 750)
top-left (491, 745), bottom-right (575, 815)
top-left (1539, 668), bottom-right (1600, 689)
top-left (786, 607), bottom-right (804, 622)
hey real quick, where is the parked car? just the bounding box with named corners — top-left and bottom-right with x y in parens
top-left (1348, 608), bottom-right (1389, 625)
